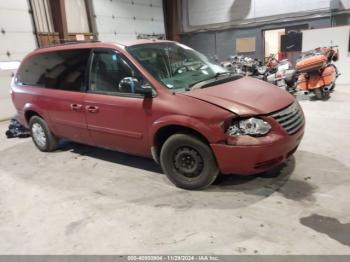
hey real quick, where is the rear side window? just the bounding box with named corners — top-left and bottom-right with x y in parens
top-left (16, 49), bottom-right (90, 92)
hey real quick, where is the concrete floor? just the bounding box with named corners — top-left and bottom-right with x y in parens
top-left (0, 85), bottom-right (350, 255)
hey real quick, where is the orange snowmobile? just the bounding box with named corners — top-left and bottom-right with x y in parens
top-left (296, 46), bottom-right (339, 100)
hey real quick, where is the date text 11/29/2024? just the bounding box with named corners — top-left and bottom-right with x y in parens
top-left (127, 255), bottom-right (220, 261)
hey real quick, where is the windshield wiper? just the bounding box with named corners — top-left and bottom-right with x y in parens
top-left (187, 72), bottom-right (242, 90)
top-left (214, 71), bottom-right (231, 78)
top-left (188, 71), bottom-right (233, 90)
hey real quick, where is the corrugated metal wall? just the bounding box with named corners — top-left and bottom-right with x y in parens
top-left (92, 0), bottom-right (165, 41)
top-left (181, 0), bottom-right (350, 32)
top-left (181, 17), bottom-right (332, 61)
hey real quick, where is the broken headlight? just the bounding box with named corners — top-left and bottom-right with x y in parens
top-left (226, 117), bottom-right (271, 136)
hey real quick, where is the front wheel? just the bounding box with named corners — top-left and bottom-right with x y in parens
top-left (160, 134), bottom-right (219, 190)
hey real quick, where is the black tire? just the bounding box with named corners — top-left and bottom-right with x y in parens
top-left (160, 134), bottom-right (219, 190)
top-left (330, 83), bottom-right (336, 92)
top-left (314, 88), bottom-right (323, 100)
top-left (29, 116), bottom-right (59, 152)
top-left (323, 92), bottom-right (330, 100)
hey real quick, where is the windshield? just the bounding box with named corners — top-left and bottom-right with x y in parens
top-left (127, 42), bottom-right (228, 91)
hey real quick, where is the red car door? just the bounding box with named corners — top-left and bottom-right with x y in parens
top-left (84, 49), bottom-right (151, 156)
top-left (26, 49), bottom-right (93, 144)
top-left (46, 90), bottom-right (91, 144)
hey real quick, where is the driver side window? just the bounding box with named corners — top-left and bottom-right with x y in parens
top-left (90, 51), bottom-right (138, 94)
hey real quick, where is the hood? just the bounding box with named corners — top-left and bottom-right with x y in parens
top-left (183, 77), bottom-right (295, 116)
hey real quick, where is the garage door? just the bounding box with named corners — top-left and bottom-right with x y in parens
top-left (92, 0), bottom-right (165, 42)
top-left (0, 0), bottom-right (37, 119)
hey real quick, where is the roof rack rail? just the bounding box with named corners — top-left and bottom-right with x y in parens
top-left (36, 39), bottom-right (100, 50)
top-left (61, 39), bottom-right (100, 44)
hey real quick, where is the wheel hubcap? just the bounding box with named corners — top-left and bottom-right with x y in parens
top-left (173, 146), bottom-right (204, 178)
top-left (32, 123), bottom-right (46, 147)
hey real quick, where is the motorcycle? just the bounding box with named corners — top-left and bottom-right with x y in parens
top-left (220, 55), bottom-right (243, 75)
top-left (241, 57), bottom-right (266, 80)
top-left (295, 46), bottom-right (339, 100)
top-left (221, 55), bottom-right (266, 79)
top-left (265, 55), bottom-right (297, 93)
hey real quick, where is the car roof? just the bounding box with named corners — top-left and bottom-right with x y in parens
top-left (32, 39), bottom-right (174, 54)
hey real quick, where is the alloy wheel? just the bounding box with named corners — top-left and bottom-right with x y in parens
top-left (32, 123), bottom-right (47, 148)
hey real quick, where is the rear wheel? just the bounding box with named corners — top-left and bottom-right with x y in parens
top-left (160, 134), bottom-right (219, 190)
top-left (330, 82), bottom-right (336, 92)
top-left (29, 116), bottom-right (59, 152)
top-left (314, 88), bottom-right (323, 100)
top-left (328, 64), bottom-right (338, 91)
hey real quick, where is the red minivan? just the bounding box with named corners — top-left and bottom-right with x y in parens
top-left (11, 40), bottom-right (304, 189)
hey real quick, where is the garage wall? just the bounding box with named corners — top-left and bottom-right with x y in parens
top-left (181, 0), bottom-right (350, 32)
top-left (92, 0), bottom-right (165, 42)
top-left (0, 1), bottom-right (37, 61)
top-left (0, 0), bottom-right (37, 120)
top-left (181, 17), bottom-right (331, 61)
top-left (302, 25), bottom-right (350, 84)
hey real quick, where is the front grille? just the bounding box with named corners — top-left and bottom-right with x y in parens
top-left (270, 101), bottom-right (304, 135)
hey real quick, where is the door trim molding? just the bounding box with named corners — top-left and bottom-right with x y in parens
top-left (88, 125), bottom-right (143, 139)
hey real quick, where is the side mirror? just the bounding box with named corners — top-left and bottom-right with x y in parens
top-left (135, 83), bottom-right (153, 98)
top-left (119, 77), bottom-right (153, 98)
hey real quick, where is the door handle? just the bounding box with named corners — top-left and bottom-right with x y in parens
top-left (70, 104), bottom-right (83, 112)
top-left (86, 105), bottom-right (99, 113)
